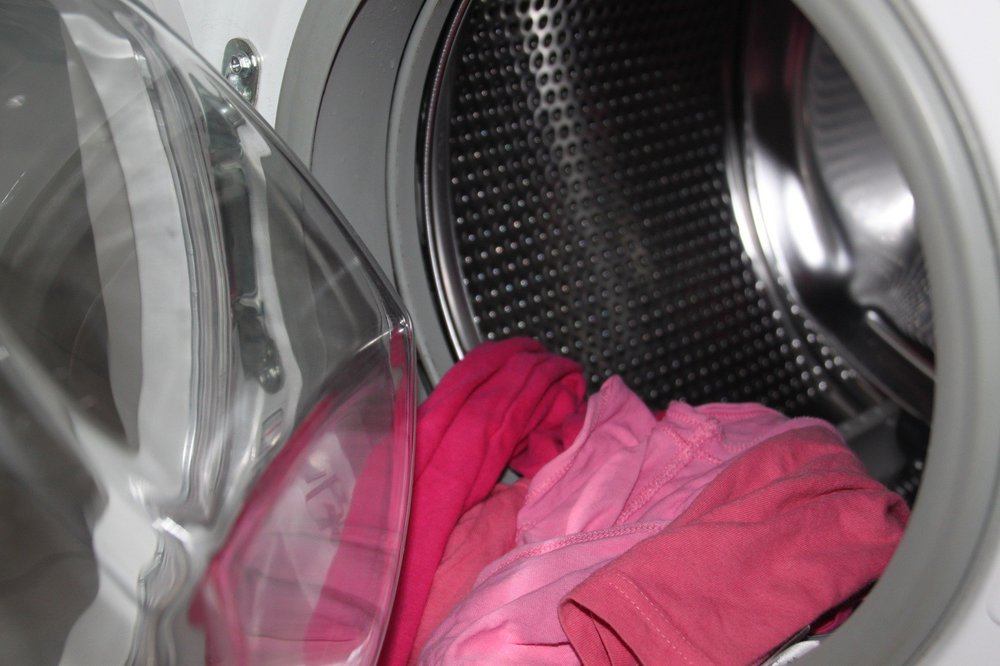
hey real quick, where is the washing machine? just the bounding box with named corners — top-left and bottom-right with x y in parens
top-left (2, 0), bottom-right (1000, 663)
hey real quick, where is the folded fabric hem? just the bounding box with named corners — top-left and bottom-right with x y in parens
top-left (561, 570), bottom-right (715, 666)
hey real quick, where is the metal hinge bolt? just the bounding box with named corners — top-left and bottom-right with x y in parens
top-left (221, 39), bottom-right (260, 104)
top-left (228, 52), bottom-right (254, 79)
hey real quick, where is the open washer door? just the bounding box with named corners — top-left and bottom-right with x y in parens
top-left (272, 0), bottom-right (1000, 663)
top-left (0, 1), bottom-right (414, 663)
top-left (5, 0), bottom-right (1000, 663)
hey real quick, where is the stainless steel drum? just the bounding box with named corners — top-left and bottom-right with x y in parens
top-left (423, 0), bottom-right (933, 427)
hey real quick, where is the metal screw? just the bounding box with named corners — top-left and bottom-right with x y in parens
top-left (221, 39), bottom-right (260, 105)
top-left (228, 52), bottom-right (254, 78)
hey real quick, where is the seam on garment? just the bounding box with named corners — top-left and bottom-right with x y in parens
top-left (521, 382), bottom-right (611, 507)
top-left (614, 439), bottom-right (690, 525)
top-left (616, 573), bottom-right (707, 661)
top-left (605, 577), bottom-right (696, 666)
top-left (481, 521), bottom-right (666, 579)
top-left (615, 416), bottom-right (718, 524)
top-left (519, 381), bottom-right (647, 539)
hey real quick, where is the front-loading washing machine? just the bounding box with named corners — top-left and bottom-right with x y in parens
top-left (2, 0), bottom-right (1000, 663)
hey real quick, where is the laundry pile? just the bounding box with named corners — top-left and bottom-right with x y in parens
top-left (381, 338), bottom-right (908, 665)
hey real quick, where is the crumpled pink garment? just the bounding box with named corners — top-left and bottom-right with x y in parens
top-left (419, 376), bottom-right (848, 664)
top-left (379, 338), bottom-right (587, 665)
top-left (517, 377), bottom-right (824, 545)
top-left (559, 424), bottom-right (909, 665)
top-left (419, 377), bottom-right (907, 664)
top-left (409, 480), bottom-right (531, 664)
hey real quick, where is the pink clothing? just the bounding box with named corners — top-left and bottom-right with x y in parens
top-left (410, 480), bottom-right (530, 664)
top-left (517, 377), bottom-right (825, 545)
top-left (419, 377), bottom-right (857, 664)
top-left (380, 338), bottom-right (587, 665)
top-left (560, 425), bottom-right (909, 665)
top-left (419, 378), bottom-right (907, 664)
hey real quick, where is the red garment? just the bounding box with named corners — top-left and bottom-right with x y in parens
top-left (379, 338), bottom-right (587, 665)
top-left (409, 479), bottom-right (530, 664)
top-left (559, 425), bottom-right (909, 666)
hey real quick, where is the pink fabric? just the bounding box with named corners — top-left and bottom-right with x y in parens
top-left (419, 377), bottom-right (852, 664)
top-left (380, 338), bottom-right (587, 666)
top-left (518, 377), bottom-right (824, 544)
top-left (559, 425), bottom-right (909, 666)
top-left (410, 480), bottom-right (530, 664)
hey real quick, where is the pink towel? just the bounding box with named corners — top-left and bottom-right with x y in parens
top-left (379, 338), bottom-right (587, 665)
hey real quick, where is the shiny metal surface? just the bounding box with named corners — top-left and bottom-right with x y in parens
top-left (806, 37), bottom-right (933, 353)
top-left (740, 2), bottom-right (934, 419)
top-left (221, 38), bottom-right (260, 105)
top-left (424, 0), bottom-right (886, 419)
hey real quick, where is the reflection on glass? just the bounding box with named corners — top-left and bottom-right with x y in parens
top-left (0, 1), bottom-right (414, 663)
